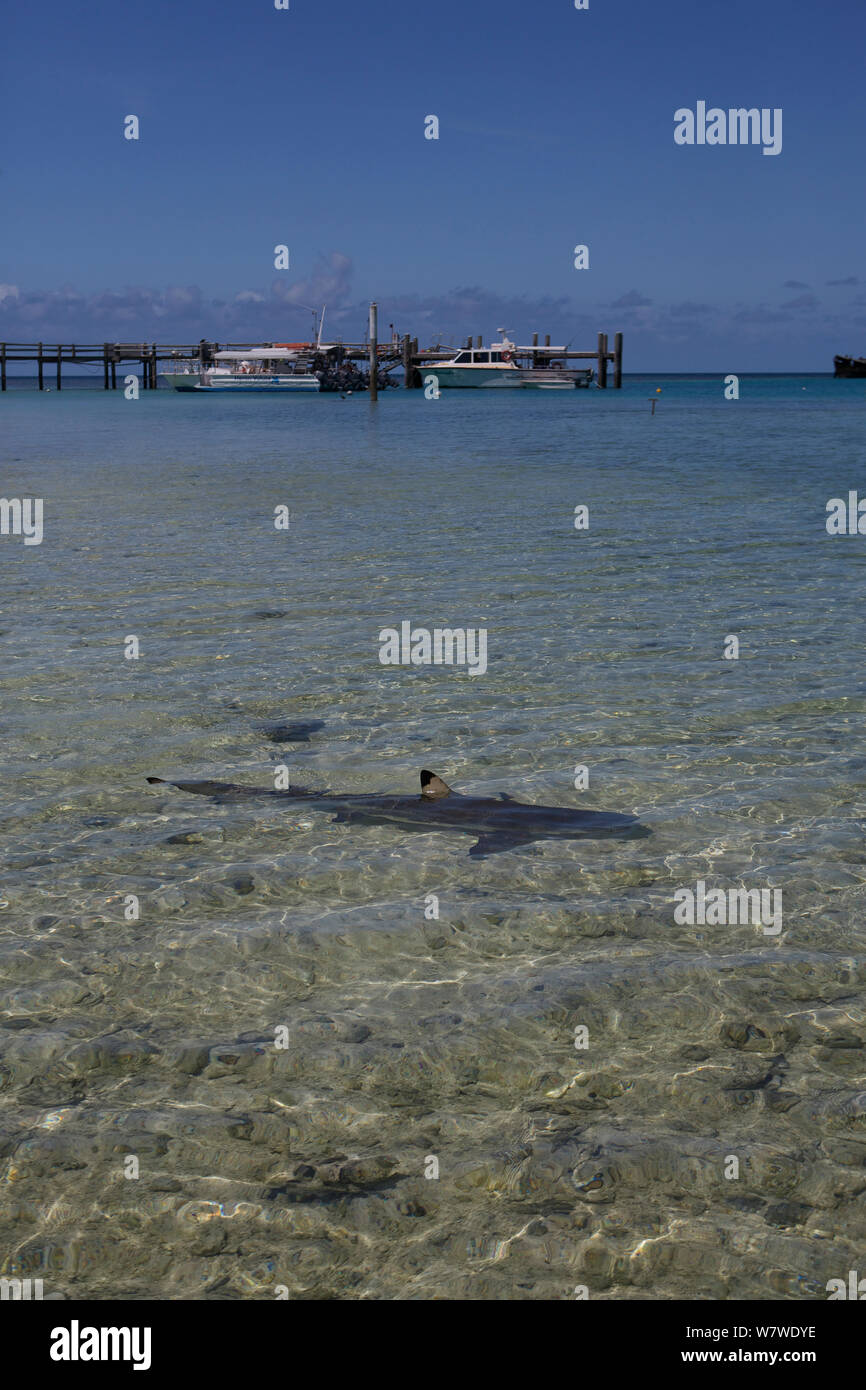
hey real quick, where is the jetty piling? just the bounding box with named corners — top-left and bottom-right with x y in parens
top-left (597, 332), bottom-right (608, 389)
top-left (402, 333), bottom-right (413, 388)
top-left (369, 303), bottom-right (378, 402)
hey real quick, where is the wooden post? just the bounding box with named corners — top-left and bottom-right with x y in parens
top-left (0, 344), bottom-right (6, 392)
top-left (402, 333), bottom-right (413, 388)
top-left (151, 344), bottom-right (158, 389)
top-left (613, 332), bottom-right (623, 388)
top-left (103, 345), bottom-right (110, 390)
top-left (140, 347), bottom-right (147, 389)
top-left (545, 334), bottom-right (550, 347)
top-left (368, 302), bottom-right (378, 401)
top-left (475, 336), bottom-right (482, 349)
top-left (57, 346), bottom-right (62, 391)
top-left (110, 356), bottom-right (116, 390)
top-left (597, 332), bottom-right (608, 388)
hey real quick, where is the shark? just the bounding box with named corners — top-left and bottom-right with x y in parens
top-left (146, 769), bottom-right (645, 859)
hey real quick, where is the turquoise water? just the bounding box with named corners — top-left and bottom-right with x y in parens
top-left (1, 375), bottom-right (865, 1299)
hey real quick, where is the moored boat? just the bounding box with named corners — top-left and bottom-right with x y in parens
top-left (833, 354), bottom-right (866, 378)
top-left (424, 333), bottom-right (593, 388)
top-left (160, 349), bottom-right (320, 392)
top-left (160, 307), bottom-right (329, 392)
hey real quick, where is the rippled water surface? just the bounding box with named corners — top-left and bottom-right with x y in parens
top-left (2, 376), bottom-right (865, 1299)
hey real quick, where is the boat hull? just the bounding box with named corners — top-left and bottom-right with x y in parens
top-left (159, 373), bottom-right (201, 391)
top-left (425, 366), bottom-right (523, 388)
top-left (159, 373), bottom-right (321, 392)
top-left (426, 366), bottom-right (587, 389)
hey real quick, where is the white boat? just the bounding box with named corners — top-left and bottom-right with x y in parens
top-left (160, 306), bottom-right (328, 392)
top-left (160, 349), bottom-right (320, 392)
top-left (424, 332), bottom-right (593, 389)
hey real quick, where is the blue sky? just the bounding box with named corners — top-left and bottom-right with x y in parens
top-left (2, 0), bottom-right (864, 368)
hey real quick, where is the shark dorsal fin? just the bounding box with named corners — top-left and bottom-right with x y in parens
top-left (420, 769), bottom-right (453, 799)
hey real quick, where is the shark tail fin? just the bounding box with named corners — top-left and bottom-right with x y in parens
top-left (420, 769), bottom-right (454, 799)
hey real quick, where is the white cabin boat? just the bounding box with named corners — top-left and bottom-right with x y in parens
top-left (424, 333), bottom-right (592, 389)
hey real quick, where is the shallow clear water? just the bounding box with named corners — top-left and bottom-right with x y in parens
top-left (1, 376), bottom-right (865, 1299)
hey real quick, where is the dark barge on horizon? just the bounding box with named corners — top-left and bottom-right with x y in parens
top-left (834, 354), bottom-right (866, 378)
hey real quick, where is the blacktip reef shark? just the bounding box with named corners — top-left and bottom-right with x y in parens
top-left (147, 769), bottom-right (645, 859)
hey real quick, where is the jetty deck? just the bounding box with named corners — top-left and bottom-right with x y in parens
top-left (0, 330), bottom-right (623, 390)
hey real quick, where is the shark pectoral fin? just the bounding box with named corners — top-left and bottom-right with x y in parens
top-left (497, 792), bottom-right (515, 802)
top-left (468, 833), bottom-right (535, 859)
top-left (420, 770), bottom-right (454, 799)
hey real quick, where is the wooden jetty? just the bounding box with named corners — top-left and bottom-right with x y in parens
top-left (0, 328), bottom-right (623, 390)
